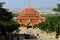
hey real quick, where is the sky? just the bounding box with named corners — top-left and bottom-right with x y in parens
top-left (0, 0), bottom-right (60, 11)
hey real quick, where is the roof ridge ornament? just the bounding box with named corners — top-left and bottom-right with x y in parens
top-left (28, 18), bottom-right (32, 23)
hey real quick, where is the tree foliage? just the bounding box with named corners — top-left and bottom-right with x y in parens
top-left (0, 20), bottom-right (19, 32)
top-left (38, 15), bottom-right (60, 39)
top-left (0, 2), bottom-right (5, 8)
top-left (0, 2), bottom-right (20, 32)
top-left (53, 4), bottom-right (60, 13)
top-left (0, 8), bottom-right (13, 22)
top-left (0, 2), bottom-right (20, 40)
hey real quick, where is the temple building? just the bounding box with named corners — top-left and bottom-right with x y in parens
top-left (13, 7), bottom-right (46, 30)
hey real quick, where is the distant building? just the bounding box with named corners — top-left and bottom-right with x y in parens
top-left (13, 7), bottom-right (46, 31)
top-left (40, 10), bottom-right (59, 15)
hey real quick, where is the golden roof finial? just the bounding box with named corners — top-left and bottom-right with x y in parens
top-left (27, 4), bottom-right (31, 8)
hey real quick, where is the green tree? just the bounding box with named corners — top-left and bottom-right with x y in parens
top-left (38, 16), bottom-right (56, 33)
top-left (0, 2), bottom-right (5, 8)
top-left (38, 15), bottom-right (60, 39)
top-left (53, 4), bottom-right (60, 13)
top-left (0, 2), bottom-right (20, 40)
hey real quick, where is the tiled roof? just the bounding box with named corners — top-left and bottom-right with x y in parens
top-left (18, 7), bottom-right (45, 24)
